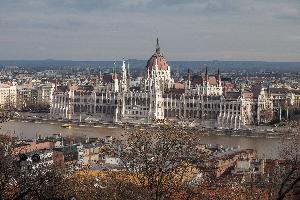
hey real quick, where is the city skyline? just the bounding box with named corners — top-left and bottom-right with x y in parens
top-left (0, 0), bottom-right (300, 61)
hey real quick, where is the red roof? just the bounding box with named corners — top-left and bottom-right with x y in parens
top-left (208, 76), bottom-right (218, 85)
top-left (191, 75), bottom-right (219, 86)
top-left (174, 82), bottom-right (184, 89)
top-left (102, 74), bottom-right (118, 84)
top-left (146, 53), bottom-right (169, 71)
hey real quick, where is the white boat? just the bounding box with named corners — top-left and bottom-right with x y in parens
top-left (61, 124), bottom-right (72, 128)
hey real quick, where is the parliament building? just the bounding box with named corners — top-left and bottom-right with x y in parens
top-left (50, 39), bottom-right (274, 129)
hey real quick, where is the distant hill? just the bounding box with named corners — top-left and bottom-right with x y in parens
top-left (0, 59), bottom-right (300, 73)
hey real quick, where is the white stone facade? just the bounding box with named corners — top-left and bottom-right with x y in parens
top-left (0, 84), bottom-right (17, 109)
top-left (50, 40), bottom-right (274, 128)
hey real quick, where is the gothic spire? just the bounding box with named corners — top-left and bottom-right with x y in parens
top-left (127, 61), bottom-right (130, 77)
top-left (156, 37), bottom-right (160, 54)
top-left (113, 61), bottom-right (116, 79)
top-left (217, 68), bottom-right (221, 85)
top-left (188, 68), bottom-right (191, 89)
top-left (205, 65), bottom-right (208, 84)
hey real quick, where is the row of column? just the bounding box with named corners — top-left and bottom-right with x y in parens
top-left (218, 113), bottom-right (241, 130)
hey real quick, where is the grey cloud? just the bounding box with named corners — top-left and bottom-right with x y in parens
top-left (275, 7), bottom-right (300, 20)
top-left (45, 0), bottom-right (121, 11)
top-left (0, 0), bottom-right (298, 18)
top-left (0, 0), bottom-right (259, 15)
top-left (0, 0), bottom-right (299, 61)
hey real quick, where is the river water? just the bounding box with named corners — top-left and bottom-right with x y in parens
top-left (1, 121), bottom-right (298, 159)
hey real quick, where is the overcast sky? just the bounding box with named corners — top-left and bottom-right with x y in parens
top-left (0, 0), bottom-right (300, 61)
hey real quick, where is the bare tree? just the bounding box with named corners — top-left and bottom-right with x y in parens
top-left (112, 125), bottom-right (206, 200)
top-left (241, 136), bottom-right (300, 200)
top-left (60, 170), bottom-right (152, 200)
top-left (275, 137), bottom-right (300, 200)
top-left (0, 135), bottom-right (68, 200)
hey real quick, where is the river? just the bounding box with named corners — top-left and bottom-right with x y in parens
top-left (0, 120), bottom-right (298, 159)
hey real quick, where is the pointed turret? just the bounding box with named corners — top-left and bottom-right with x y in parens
top-left (120, 58), bottom-right (127, 92)
top-left (217, 68), bottom-right (221, 85)
top-left (205, 65), bottom-right (208, 83)
top-left (112, 61), bottom-right (117, 80)
top-left (127, 61), bottom-right (130, 77)
top-left (121, 58), bottom-right (127, 80)
top-left (188, 68), bottom-right (191, 89)
top-left (267, 84), bottom-right (271, 96)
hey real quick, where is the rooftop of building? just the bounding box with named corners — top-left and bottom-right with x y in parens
top-left (145, 38), bottom-right (169, 71)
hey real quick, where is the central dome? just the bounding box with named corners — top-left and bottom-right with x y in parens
top-left (145, 38), bottom-right (169, 71)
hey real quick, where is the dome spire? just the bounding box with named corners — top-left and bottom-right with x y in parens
top-left (156, 37), bottom-right (160, 54)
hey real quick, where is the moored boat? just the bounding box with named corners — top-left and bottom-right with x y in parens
top-left (61, 124), bottom-right (72, 128)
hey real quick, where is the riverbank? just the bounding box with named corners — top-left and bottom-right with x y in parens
top-left (6, 111), bottom-right (299, 146)
top-left (1, 120), bottom-right (297, 159)
top-left (10, 113), bottom-right (300, 140)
